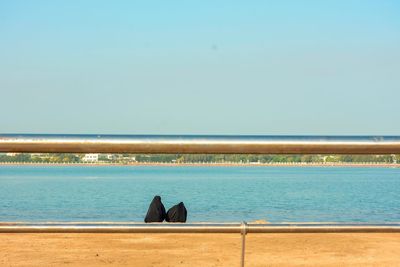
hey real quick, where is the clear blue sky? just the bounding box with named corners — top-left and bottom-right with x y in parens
top-left (1, 1), bottom-right (399, 135)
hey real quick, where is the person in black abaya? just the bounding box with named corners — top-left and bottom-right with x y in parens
top-left (166, 202), bottom-right (187, 223)
top-left (144, 196), bottom-right (166, 223)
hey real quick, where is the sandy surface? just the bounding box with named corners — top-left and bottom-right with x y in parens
top-left (1, 233), bottom-right (400, 267)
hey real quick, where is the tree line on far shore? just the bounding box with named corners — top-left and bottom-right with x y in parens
top-left (0, 153), bottom-right (399, 164)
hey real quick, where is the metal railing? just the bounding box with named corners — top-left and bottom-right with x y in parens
top-left (1, 134), bottom-right (400, 154)
top-left (1, 134), bottom-right (400, 267)
top-left (1, 222), bottom-right (400, 267)
top-left (2, 222), bottom-right (400, 233)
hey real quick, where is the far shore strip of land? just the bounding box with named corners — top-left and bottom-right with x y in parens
top-left (0, 162), bottom-right (399, 168)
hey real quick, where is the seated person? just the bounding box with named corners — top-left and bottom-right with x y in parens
top-left (144, 196), bottom-right (166, 223)
top-left (166, 202), bottom-right (187, 223)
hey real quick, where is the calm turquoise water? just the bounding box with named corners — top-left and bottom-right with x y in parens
top-left (0, 166), bottom-right (399, 223)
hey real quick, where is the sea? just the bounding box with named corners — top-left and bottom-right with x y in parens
top-left (0, 165), bottom-right (399, 223)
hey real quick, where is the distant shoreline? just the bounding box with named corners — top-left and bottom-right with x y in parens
top-left (0, 162), bottom-right (399, 168)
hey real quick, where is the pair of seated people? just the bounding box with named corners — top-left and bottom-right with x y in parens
top-left (144, 196), bottom-right (187, 223)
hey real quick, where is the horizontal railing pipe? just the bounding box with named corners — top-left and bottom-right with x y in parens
top-left (1, 134), bottom-right (400, 154)
top-left (1, 223), bottom-right (400, 233)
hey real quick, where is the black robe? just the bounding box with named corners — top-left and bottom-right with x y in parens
top-left (144, 196), bottom-right (166, 223)
top-left (166, 202), bottom-right (187, 223)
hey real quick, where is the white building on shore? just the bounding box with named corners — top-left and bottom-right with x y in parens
top-left (82, 154), bottom-right (99, 162)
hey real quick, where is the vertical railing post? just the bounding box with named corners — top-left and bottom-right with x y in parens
top-left (240, 221), bottom-right (248, 267)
